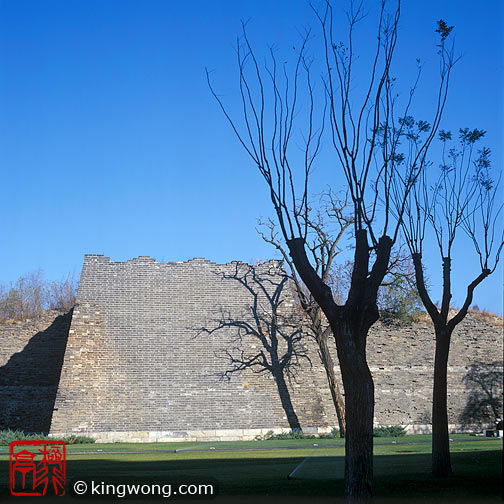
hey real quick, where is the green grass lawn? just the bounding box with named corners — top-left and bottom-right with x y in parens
top-left (0, 433), bottom-right (487, 454)
top-left (0, 436), bottom-right (501, 502)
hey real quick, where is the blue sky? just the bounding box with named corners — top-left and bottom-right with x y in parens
top-left (0, 0), bottom-right (502, 315)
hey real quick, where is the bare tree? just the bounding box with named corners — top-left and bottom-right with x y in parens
top-left (208, 2), bottom-right (453, 499)
top-left (259, 193), bottom-right (423, 436)
top-left (197, 263), bottom-right (310, 431)
top-left (398, 126), bottom-right (503, 476)
top-left (0, 270), bottom-right (78, 322)
top-left (46, 272), bottom-right (78, 312)
top-left (258, 190), bottom-right (352, 437)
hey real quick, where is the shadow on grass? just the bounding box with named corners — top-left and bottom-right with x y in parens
top-left (0, 450), bottom-right (501, 502)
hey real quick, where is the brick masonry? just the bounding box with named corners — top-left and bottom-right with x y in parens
top-left (1, 254), bottom-right (502, 441)
top-left (0, 310), bottom-right (72, 432)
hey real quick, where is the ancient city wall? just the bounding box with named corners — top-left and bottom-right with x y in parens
top-left (0, 310), bottom-right (72, 432)
top-left (50, 255), bottom-right (333, 441)
top-left (368, 316), bottom-right (503, 431)
top-left (1, 254), bottom-right (502, 441)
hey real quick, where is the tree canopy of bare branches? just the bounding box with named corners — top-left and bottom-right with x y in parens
top-left (258, 190), bottom-right (352, 437)
top-left (399, 127), bottom-right (503, 476)
top-left (208, 1), bottom-right (455, 499)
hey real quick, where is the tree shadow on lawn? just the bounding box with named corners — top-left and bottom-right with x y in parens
top-left (0, 451), bottom-right (501, 502)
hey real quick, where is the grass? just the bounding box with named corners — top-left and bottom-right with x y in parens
top-left (0, 433), bottom-right (481, 454)
top-left (0, 435), bottom-right (501, 502)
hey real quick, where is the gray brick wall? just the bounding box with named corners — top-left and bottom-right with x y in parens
top-left (1, 254), bottom-right (502, 440)
top-left (0, 310), bottom-right (72, 433)
top-left (50, 256), bottom-right (333, 438)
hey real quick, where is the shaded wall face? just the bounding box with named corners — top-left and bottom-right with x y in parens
top-left (0, 311), bottom-right (72, 433)
top-left (50, 256), bottom-right (331, 435)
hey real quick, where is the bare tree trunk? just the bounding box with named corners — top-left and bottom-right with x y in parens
top-left (432, 328), bottom-right (453, 477)
top-left (286, 234), bottom-right (389, 501)
top-left (335, 322), bottom-right (374, 501)
top-left (274, 370), bottom-right (302, 431)
top-left (318, 332), bottom-right (346, 437)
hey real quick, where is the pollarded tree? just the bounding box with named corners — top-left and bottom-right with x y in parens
top-left (208, 2), bottom-right (454, 499)
top-left (398, 127), bottom-right (503, 477)
top-left (260, 194), bottom-right (424, 436)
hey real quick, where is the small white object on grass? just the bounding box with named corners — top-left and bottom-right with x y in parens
top-left (209, 447), bottom-right (215, 450)
top-left (313, 443), bottom-right (318, 447)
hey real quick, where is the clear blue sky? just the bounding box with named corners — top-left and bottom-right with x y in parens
top-left (1, 0), bottom-right (502, 315)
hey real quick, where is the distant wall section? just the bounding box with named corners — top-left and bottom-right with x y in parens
top-left (0, 311), bottom-right (71, 433)
top-left (368, 317), bottom-right (503, 432)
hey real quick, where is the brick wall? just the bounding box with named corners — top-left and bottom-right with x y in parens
top-left (50, 256), bottom-right (334, 440)
top-left (1, 254), bottom-right (502, 440)
top-left (0, 310), bottom-right (71, 433)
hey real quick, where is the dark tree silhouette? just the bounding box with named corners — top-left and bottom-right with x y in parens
top-left (259, 194), bottom-right (424, 436)
top-left (208, 2), bottom-right (454, 499)
top-left (197, 262), bottom-right (310, 431)
top-left (398, 128), bottom-right (503, 476)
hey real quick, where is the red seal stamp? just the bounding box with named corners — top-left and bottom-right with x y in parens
top-left (9, 440), bottom-right (66, 496)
